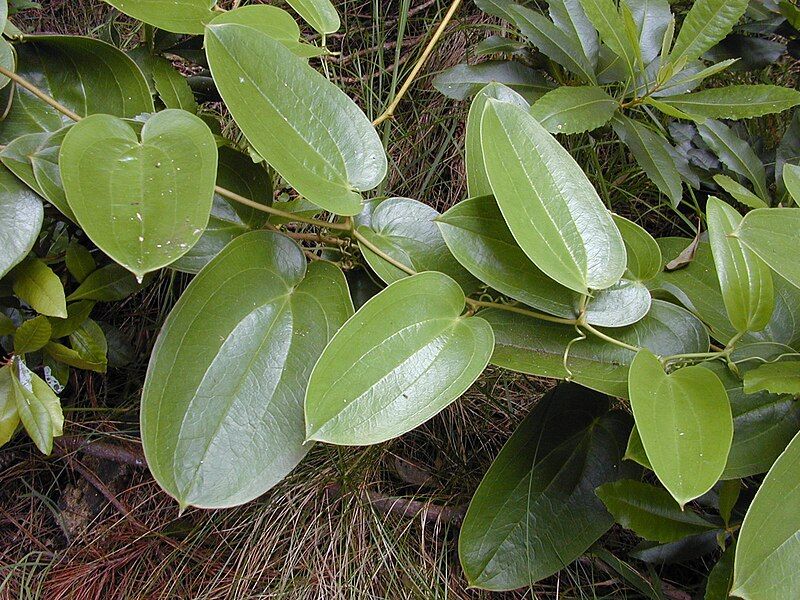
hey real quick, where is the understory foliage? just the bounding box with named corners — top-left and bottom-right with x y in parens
top-left (0, 0), bottom-right (799, 597)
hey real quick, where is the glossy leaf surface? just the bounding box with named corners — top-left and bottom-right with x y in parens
top-left (103, 0), bottom-right (216, 34)
top-left (670, 0), bottom-right (749, 63)
top-left (11, 358), bottom-right (63, 455)
top-left (433, 61), bottom-right (553, 103)
top-left (743, 361), bottom-right (800, 396)
top-left (11, 258), bottom-right (67, 318)
top-left (735, 209), bottom-right (800, 290)
top-left (305, 272), bottom-right (494, 445)
top-left (612, 214), bottom-right (662, 282)
top-left (0, 165), bottom-right (43, 279)
top-left (530, 86), bottom-right (617, 134)
top-left (658, 86), bottom-right (800, 120)
top-left (285, 0), bottom-right (340, 34)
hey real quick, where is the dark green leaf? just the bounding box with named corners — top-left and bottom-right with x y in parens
top-left (65, 242), bottom-right (95, 283)
top-left (433, 60), bottom-right (554, 103)
top-left (578, 0), bottom-right (640, 77)
top-left (49, 300), bottom-right (95, 339)
top-left (699, 120), bottom-right (768, 203)
top-left (705, 541), bottom-right (736, 600)
top-left (0, 165), bottom-right (42, 278)
top-left (547, 0), bottom-right (599, 68)
top-left (66, 264), bottom-right (150, 302)
top-left (152, 57), bottom-right (197, 112)
top-left (623, 0), bottom-right (672, 64)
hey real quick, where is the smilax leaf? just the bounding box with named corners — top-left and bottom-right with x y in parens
top-left (60, 110), bottom-right (217, 280)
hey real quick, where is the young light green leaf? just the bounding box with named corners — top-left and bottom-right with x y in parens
top-left (205, 20), bottom-right (386, 216)
top-left (60, 110), bottom-right (217, 280)
top-left (49, 300), bottom-right (95, 340)
top-left (732, 429), bottom-right (800, 599)
top-left (142, 231), bottom-right (353, 509)
top-left (152, 57), bottom-right (197, 113)
top-left (11, 258), bottom-right (67, 318)
top-left (481, 99), bottom-right (626, 294)
top-left (612, 115), bottom-right (682, 206)
top-left (707, 197), bottom-right (774, 333)
top-left (0, 165), bottom-right (43, 279)
top-left (356, 197), bottom-right (479, 293)
top-left (734, 208), bottom-right (800, 290)
top-left (612, 214), bottom-right (662, 282)
top-left (629, 349), bottom-right (732, 506)
top-left (596, 479), bottom-right (718, 543)
top-left (0, 366), bottom-right (20, 447)
top-left (438, 196), bottom-right (650, 327)
top-left (578, 0), bottom-right (640, 76)
top-left (530, 86), bottom-right (618, 134)
top-left (305, 272), bottom-right (494, 446)
top-left (658, 86), bottom-right (800, 120)
top-left (102, 0), bottom-right (216, 34)
top-left (11, 357), bottom-right (63, 455)
top-left (670, 0), bottom-right (749, 64)
top-left (483, 300), bottom-right (709, 398)
top-left (460, 384), bottom-right (632, 591)
top-left (743, 361), bottom-right (800, 395)
top-left (13, 316), bottom-right (52, 355)
top-left (465, 84), bottom-right (529, 198)
top-left (713, 175), bottom-right (768, 210)
top-left (433, 61), bottom-right (554, 103)
top-left (285, 0), bottom-right (339, 34)
top-left (699, 120), bottom-right (768, 203)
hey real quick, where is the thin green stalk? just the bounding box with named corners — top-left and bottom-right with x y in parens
top-left (466, 299), bottom-right (577, 326)
top-left (350, 226), bottom-right (416, 276)
top-left (0, 65), bottom-right (82, 122)
top-left (579, 322), bottom-right (642, 353)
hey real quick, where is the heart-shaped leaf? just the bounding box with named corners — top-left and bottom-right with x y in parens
top-left (734, 208), bottom-right (800, 291)
top-left (0, 165), bottom-right (43, 279)
top-left (60, 110), bottom-right (217, 280)
top-left (205, 19), bottom-right (386, 216)
top-left (142, 231), bottom-right (353, 508)
top-left (629, 349), bottom-right (732, 506)
top-left (481, 98), bottom-right (626, 293)
top-left (305, 272), bottom-right (494, 445)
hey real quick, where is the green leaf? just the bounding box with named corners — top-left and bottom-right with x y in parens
top-left (11, 258), bottom-right (67, 318)
top-left (438, 196), bottom-right (651, 327)
top-left (0, 165), bottom-right (43, 279)
top-left (629, 349), bottom-right (732, 506)
top-left (612, 115), bottom-right (682, 207)
top-left (433, 61), bottom-right (554, 103)
top-left (465, 83), bottom-right (529, 198)
top-left (305, 271), bottom-right (494, 446)
top-left (481, 99), bottom-right (626, 294)
top-left (705, 540), bottom-right (736, 600)
top-left (699, 120), bottom-right (769, 203)
top-left (578, 0), bottom-right (640, 77)
top-left (152, 57), bottom-right (197, 112)
top-left (0, 36), bottom-right (153, 144)
top-left (285, 0), bottom-right (339, 34)
top-left (460, 384), bottom-right (632, 590)
top-left (66, 264), bottom-right (150, 302)
top-left (732, 429), bottom-right (800, 599)
top-left (142, 231), bottom-right (353, 508)
top-left (670, 0), bottom-right (749, 64)
top-left (713, 175), bottom-right (768, 210)
top-left (60, 110), bottom-right (217, 280)
top-left (13, 316), bottom-right (51, 355)
top-left (623, 0), bottom-right (672, 64)
top-left (530, 86), bottom-right (618, 134)
top-left (547, 0), bottom-right (599, 68)
top-left (743, 361), bottom-right (800, 395)
top-left (509, 5), bottom-right (597, 83)
top-left (11, 357), bottom-right (63, 455)
top-left (596, 480), bottom-right (718, 543)
top-left (43, 341), bottom-right (105, 373)
top-left (205, 19), bottom-right (386, 216)
top-left (707, 197), bottom-right (774, 333)
top-left (49, 300), bottom-right (95, 339)
top-left (658, 86), bottom-right (800, 120)
top-left (68, 319), bottom-right (107, 373)
top-left (65, 242), bottom-right (96, 283)
top-left (785, 164), bottom-right (800, 205)
top-left (102, 0), bottom-right (216, 34)
top-left (0, 366), bottom-right (20, 447)
top-left (612, 214), bottom-right (662, 282)
top-left (0, 37), bottom-right (14, 90)
top-left (356, 197), bottom-right (479, 293)
top-left (735, 209), bottom-right (800, 290)
top-left (483, 299), bottom-right (709, 398)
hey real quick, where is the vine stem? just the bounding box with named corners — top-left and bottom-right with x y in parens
top-left (465, 299), bottom-right (577, 326)
top-left (0, 65), bottom-right (82, 122)
top-left (579, 322), bottom-right (641, 353)
top-left (372, 0), bottom-right (462, 126)
top-left (350, 226), bottom-right (416, 276)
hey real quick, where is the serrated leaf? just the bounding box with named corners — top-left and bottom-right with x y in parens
top-left (596, 479), bottom-right (717, 543)
top-left (699, 120), bottom-right (768, 203)
top-left (11, 258), bottom-right (66, 318)
top-left (356, 197), bottom-right (479, 293)
top-left (205, 19), bottom-right (386, 216)
top-left (285, 0), bottom-right (339, 34)
top-left (612, 115), bottom-right (682, 206)
top-left (670, 0), bottom-right (749, 64)
top-left (734, 208), bottom-right (800, 290)
top-left (481, 99), bottom-right (626, 294)
top-left (60, 110), bottom-right (217, 279)
top-left (0, 165), bottom-right (43, 279)
top-left (438, 196), bottom-right (650, 326)
top-left (143, 231), bottom-right (353, 509)
top-left (433, 61), bottom-right (554, 103)
top-left (732, 429), bottom-right (800, 599)
top-left (743, 361), bottom-right (800, 395)
top-left (11, 357), bottom-right (63, 455)
top-left (152, 57), bottom-right (197, 112)
top-left (713, 175), bottom-right (768, 209)
top-left (707, 198), bottom-right (774, 333)
top-left (530, 86), bottom-right (618, 134)
top-left (460, 385), bottom-right (632, 590)
top-left (13, 316), bottom-right (51, 355)
top-left (612, 214), bottom-right (662, 282)
top-left (305, 271), bottom-right (494, 446)
top-left (483, 299), bottom-right (709, 398)
top-left (629, 349), bottom-right (732, 506)
top-left (102, 0), bottom-right (216, 34)
top-left (658, 85), bottom-right (800, 120)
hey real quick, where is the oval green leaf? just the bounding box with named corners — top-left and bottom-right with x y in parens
top-left (103, 0), bottom-right (217, 34)
top-left (0, 165), bottom-right (43, 279)
top-left (11, 258), bottom-right (67, 318)
top-left (658, 85), bottom-right (800, 120)
top-left (734, 208), bottom-right (800, 291)
top-left (612, 214), bottom-right (662, 282)
top-left (285, 0), bottom-right (340, 34)
top-left (530, 85), bottom-right (618, 134)
top-left (305, 271), bottom-right (494, 445)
